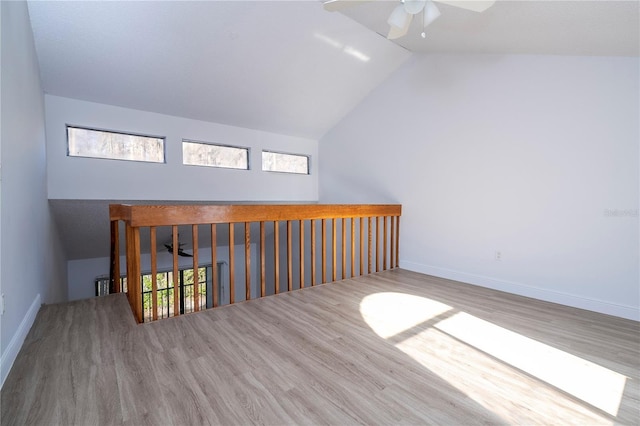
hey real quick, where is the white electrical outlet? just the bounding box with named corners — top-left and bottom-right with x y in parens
top-left (495, 251), bottom-right (502, 261)
top-left (1, 293), bottom-right (5, 315)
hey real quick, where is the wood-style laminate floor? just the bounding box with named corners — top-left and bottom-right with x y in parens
top-left (2, 269), bottom-right (639, 425)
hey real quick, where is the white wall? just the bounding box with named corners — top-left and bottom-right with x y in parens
top-left (45, 95), bottom-right (319, 308)
top-left (1, 1), bottom-right (68, 387)
top-left (45, 95), bottom-right (318, 202)
top-left (68, 257), bottom-right (109, 301)
top-left (320, 54), bottom-right (639, 321)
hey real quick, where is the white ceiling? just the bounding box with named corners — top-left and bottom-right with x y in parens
top-left (340, 0), bottom-right (639, 56)
top-left (29, 0), bottom-right (639, 261)
top-left (27, 1), bottom-right (638, 143)
top-left (27, 1), bottom-right (411, 141)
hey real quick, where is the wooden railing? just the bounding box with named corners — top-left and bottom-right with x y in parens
top-left (110, 204), bottom-right (402, 323)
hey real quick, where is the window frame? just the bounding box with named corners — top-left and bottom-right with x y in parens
top-left (261, 149), bottom-right (311, 175)
top-left (182, 139), bottom-right (251, 170)
top-left (66, 125), bottom-right (166, 164)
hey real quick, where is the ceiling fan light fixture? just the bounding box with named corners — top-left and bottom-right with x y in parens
top-left (403, 0), bottom-right (427, 15)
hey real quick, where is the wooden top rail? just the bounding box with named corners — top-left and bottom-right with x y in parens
top-left (110, 204), bottom-right (402, 227)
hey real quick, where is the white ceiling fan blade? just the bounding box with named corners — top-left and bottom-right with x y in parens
top-left (387, 25), bottom-right (407, 40)
top-left (323, 0), bottom-right (374, 12)
top-left (423, 1), bottom-right (441, 28)
top-left (420, 1), bottom-right (440, 38)
top-left (387, 7), bottom-right (413, 40)
top-left (433, 0), bottom-right (496, 13)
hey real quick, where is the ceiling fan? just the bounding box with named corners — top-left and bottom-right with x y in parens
top-left (163, 236), bottom-right (193, 258)
top-left (323, 0), bottom-right (496, 40)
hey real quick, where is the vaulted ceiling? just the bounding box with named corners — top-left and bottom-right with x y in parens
top-left (27, 0), bottom-right (411, 141)
top-left (341, 0), bottom-right (639, 56)
top-left (27, 0), bottom-right (639, 142)
top-left (28, 0), bottom-right (639, 260)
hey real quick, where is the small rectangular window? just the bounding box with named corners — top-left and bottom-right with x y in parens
top-left (182, 140), bottom-right (249, 170)
top-left (262, 151), bottom-right (309, 175)
top-left (67, 126), bottom-right (165, 163)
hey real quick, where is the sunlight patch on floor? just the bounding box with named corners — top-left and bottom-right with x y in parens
top-left (359, 292), bottom-right (452, 338)
top-left (435, 312), bottom-right (627, 417)
top-left (360, 292), bottom-right (625, 423)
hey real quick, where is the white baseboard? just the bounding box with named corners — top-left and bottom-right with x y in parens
top-left (1, 293), bottom-right (41, 389)
top-left (400, 261), bottom-right (639, 322)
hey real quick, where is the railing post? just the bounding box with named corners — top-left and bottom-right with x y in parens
top-left (368, 217), bottom-right (373, 274)
top-left (287, 220), bottom-right (293, 292)
top-left (376, 216), bottom-right (381, 273)
top-left (395, 215), bottom-right (400, 268)
top-left (332, 219), bottom-right (337, 282)
top-left (211, 224), bottom-right (219, 308)
top-left (274, 221), bottom-right (280, 294)
top-left (172, 226), bottom-right (180, 316)
top-left (311, 220), bottom-right (316, 286)
top-left (260, 222), bottom-right (266, 297)
top-left (350, 218), bottom-right (355, 278)
top-left (360, 217), bottom-right (364, 276)
top-left (150, 226), bottom-right (158, 321)
top-left (341, 218), bottom-right (346, 280)
top-left (229, 223), bottom-right (235, 304)
top-left (125, 223), bottom-right (142, 323)
top-left (299, 220), bottom-right (305, 289)
top-left (110, 220), bottom-right (120, 293)
top-left (321, 219), bottom-right (327, 284)
top-left (193, 224), bottom-right (200, 311)
top-left (244, 222), bottom-right (251, 301)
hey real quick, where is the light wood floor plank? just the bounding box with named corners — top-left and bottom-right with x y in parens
top-left (2, 269), bottom-right (638, 425)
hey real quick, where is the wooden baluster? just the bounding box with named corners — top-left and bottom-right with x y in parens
top-left (311, 220), bottom-right (316, 286)
top-left (368, 217), bottom-right (372, 274)
top-left (172, 226), bottom-right (179, 317)
top-left (287, 220), bottom-right (292, 292)
top-left (260, 221), bottom-right (266, 297)
top-left (351, 218), bottom-right (355, 278)
top-left (110, 220), bottom-right (121, 293)
top-left (332, 219), bottom-right (337, 282)
top-left (274, 221), bottom-right (280, 294)
top-left (383, 216), bottom-right (388, 271)
top-left (396, 216), bottom-right (400, 268)
top-left (341, 218), bottom-right (346, 280)
top-left (150, 226), bottom-right (158, 321)
top-left (229, 223), bottom-right (235, 304)
top-left (390, 216), bottom-right (395, 271)
top-left (360, 218), bottom-right (364, 276)
top-left (192, 224), bottom-right (199, 311)
top-left (245, 222), bottom-right (251, 301)
top-left (211, 224), bottom-right (218, 308)
top-left (321, 219), bottom-right (327, 284)
top-left (299, 220), bottom-right (305, 289)
top-left (376, 217), bottom-right (381, 273)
